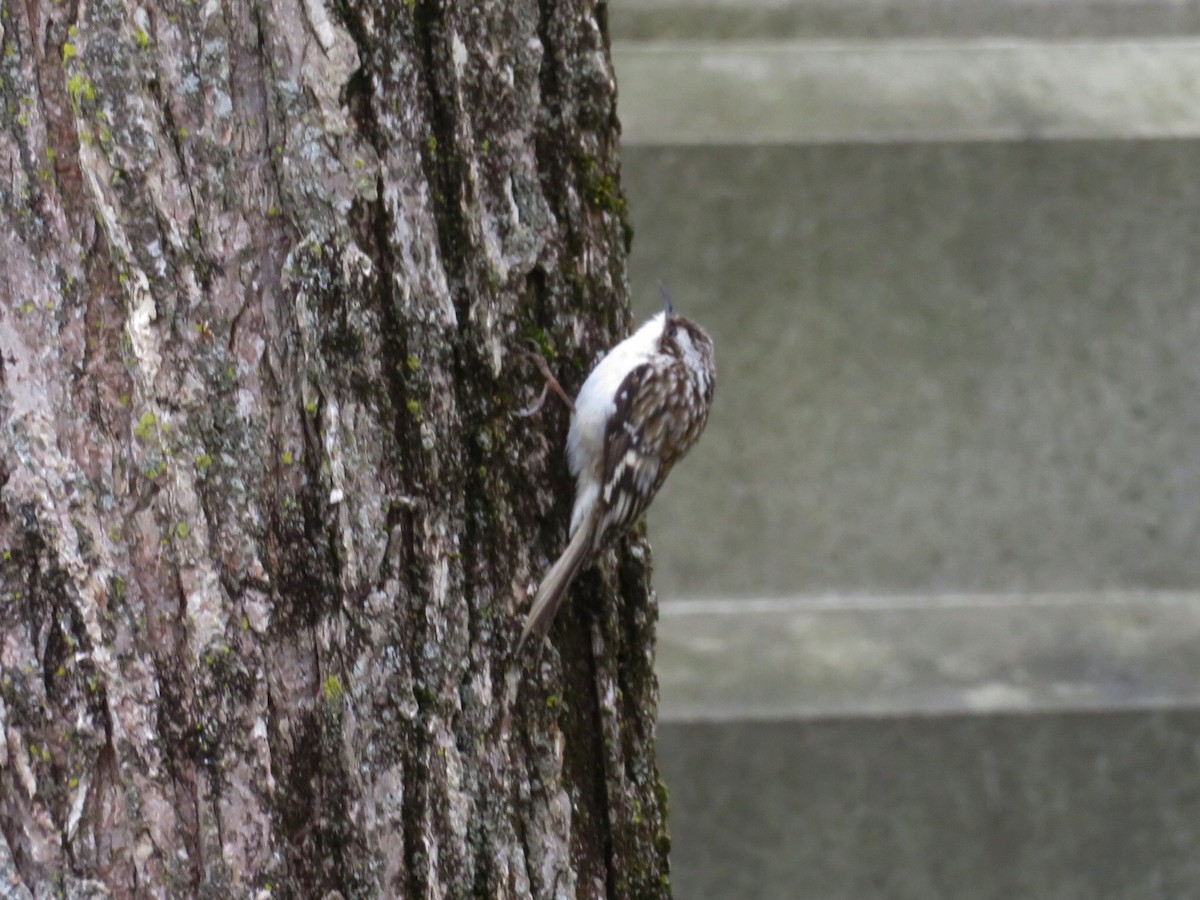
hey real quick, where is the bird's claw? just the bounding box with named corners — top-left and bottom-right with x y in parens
top-left (516, 341), bottom-right (575, 417)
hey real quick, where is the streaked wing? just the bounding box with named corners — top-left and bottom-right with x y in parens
top-left (597, 364), bottom-right (661, 540)
top-left (596, 323), bottom-right (717, 546)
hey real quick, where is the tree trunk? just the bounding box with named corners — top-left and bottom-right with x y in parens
top-left (0, 0), bottom-right (671, 895)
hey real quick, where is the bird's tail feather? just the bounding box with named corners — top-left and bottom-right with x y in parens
top-left (519, 523), bottom-right (593, 652)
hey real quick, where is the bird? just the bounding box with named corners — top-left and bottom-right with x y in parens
top-left (519, 295), bottom-right (716, 651)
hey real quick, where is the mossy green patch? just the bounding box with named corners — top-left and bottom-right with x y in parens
top-left (579, 155), bottom-right (628, 215)
top-left (133, 412), bottom-right (156, 440)
top-left (525, 326), bottom-right (556, 360)
top-left (322, 675), bottom-right (344, 703)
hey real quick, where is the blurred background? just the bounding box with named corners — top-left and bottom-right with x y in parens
top-left (613, 2), bottom-right (1200, 896)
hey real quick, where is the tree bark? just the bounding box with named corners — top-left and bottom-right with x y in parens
top-left (0, 0), bottom-right (671, 895)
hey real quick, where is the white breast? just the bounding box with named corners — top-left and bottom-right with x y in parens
top-left (565, 312), bottom-right (666, 535)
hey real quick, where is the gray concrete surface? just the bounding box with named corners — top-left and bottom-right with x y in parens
top-left (612, 11), bottom-right (1200, 899)
top-left (659, 709), bottom-right (1200, 899)
top-left (611, 0), bottom-right (1200, 40)
top-left (615, 41), bottom-right (1200, 144)
top-left (657, 592), bottom-right (1200, 721)
top-left (627, 140), bottom-right (1200, 600)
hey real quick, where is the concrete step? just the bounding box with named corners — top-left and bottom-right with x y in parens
top-left (611, 0), bottom-right (1200, 41)
top-left (625, 139), bottom-right (1200, 602)
top-left (658, 708), bottom-right (1200, 899)
top-left (656, 592), bottom-right (1200, 722)
top-left (613, 39), bottom-right (1200, 145)
top-left (655, 594), bottom-right (1200, 897)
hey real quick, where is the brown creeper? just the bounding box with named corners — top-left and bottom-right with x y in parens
top-left (519, 299), bottom-right (716, 651)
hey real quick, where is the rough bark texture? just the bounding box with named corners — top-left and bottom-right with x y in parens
top-left (0, 0), bottom-right (672, 895)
